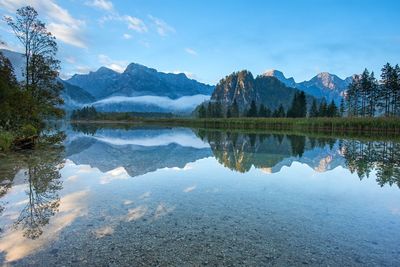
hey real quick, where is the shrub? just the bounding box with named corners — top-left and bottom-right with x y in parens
top-left (0, 131), bottom-right (14, 151)
top-left (21, 124), bottom-right (38, 137)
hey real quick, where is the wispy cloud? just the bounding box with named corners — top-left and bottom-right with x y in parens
top-left (85, 0), bottom-right (113, 11)
top-left (185, 48), bottom-right (198, 56)
top-left (75, 65), bottom-right (94, 74)
top-left (48, 23), bottom-right (86, 48)
top-left (148, 15), bottom-right (175, 37)
top-left (0, 0), bottom-right (87, 48)
top-left (65, 56), bottom-right (76, 64)
top-left (123, 15), bottom-right (147, 33)
top-left (98, 54), bottom-right (128, 72)
top-left (100, 14), bottom-right (147, 34)
top-left (122, 33), bottom-right (132, 39)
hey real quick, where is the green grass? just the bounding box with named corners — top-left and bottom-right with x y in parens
top-left (139, 117), bottom-right (400, 133)
top-left (71, 117), bottom-right (400, 139)
top-left (0, 131), bottom-right (14, 152)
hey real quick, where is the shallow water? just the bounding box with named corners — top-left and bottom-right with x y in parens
top-left (0, 126), bottom-right (400, 266)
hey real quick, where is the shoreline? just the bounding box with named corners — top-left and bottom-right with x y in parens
top-left (69, 117), bottom-right (400, 140)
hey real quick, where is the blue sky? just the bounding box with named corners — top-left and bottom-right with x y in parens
top-left (0, 0), bottom-right (399, 84)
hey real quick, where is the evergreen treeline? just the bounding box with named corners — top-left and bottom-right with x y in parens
top-left (71, 106), bottom-right (99, 120)
top-left (309, 99), bottom-right (339, 117)
top-left (70, 106), bottom-right (175, 121)
top-left (197, 91), bottom-right (339, 118)
top-left (346, 64), bottom-right (400, 117)
top-left (0, 6), bottom-right (63, 151)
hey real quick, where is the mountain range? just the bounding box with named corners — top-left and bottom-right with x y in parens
top-left (68, 64), bottom-right (214, 99)
top-left (1, 48), bottom-right (353, 114)
top-left (1, 49), bottom-right (214, 113)
top-left (263, 69), bottom-right (352, 103)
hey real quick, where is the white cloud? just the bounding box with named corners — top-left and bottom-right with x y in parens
top-left (65, 56), bottom-right (76, 64)
top-left (48, 23), bottom-right (86, 48)
top-left (90, 125), bottom-right (211, 148)
top-left (85, 0), bottom-right (113, 11)
top-left (123, 33), bottom-right (132, 39)
top-left (60, 65), bottom-right (96, 79)
top-left (59, 73), bottom-right (72, 80)
top-left (92, 94), bottom-right (211, 113)
top-left (99, 14), bottom-right (147, 34)
top-left (98, 54), bottom-right (128, 73)
top-left (123, 15), bottom-right (147, 33)
top-left (148, 15), bottom-right (175, 37)
top-left (75, 65), bottom-right (94, 74)
top-left (185, 48), bottom-right (198, 56)
top-left (0, 0), bottom-right (86, 48)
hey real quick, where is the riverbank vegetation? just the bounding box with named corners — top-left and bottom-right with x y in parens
top-left (70, 115), bottom-right (400, 139)
top-left (0, 6), bottom-right (63, 151)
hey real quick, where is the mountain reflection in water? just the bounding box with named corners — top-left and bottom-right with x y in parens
top-left (0, 125), bottom-right (399, 265)
top-left (195, 129), bottom-right (400, 187)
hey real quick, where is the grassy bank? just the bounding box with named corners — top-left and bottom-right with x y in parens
top-left (0, 131), bottom-right (14, 152)
top-left (0, 124), bottom-right (39, 152)
top-left (71, 117), bottom-right (400, 138)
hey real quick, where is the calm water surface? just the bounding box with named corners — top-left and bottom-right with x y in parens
top-left (0, 125), bottom-right (400, 266)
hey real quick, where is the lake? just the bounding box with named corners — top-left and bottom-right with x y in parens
top-left (0, 125), bottom-right (399, 266)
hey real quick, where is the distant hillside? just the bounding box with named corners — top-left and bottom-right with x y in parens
top-left (58, 79), bottom-right (96, 108)
top-left (209, 70), bottom-right (317, 113)
top-left (0, 49), bottom-right (24, 81)
top-left (0, 49), bottom-right (95, 108)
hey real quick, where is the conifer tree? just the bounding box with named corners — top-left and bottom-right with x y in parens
top-left (226, 108), bottom-right (232, 118)
top-left (247, 100), bottom-right (258, 117)
top-left (339, 98), bottom-right (345, 117)
top-left (207, 102), bottom-right (212, 118)
top-left (318, 99), bottom-right (328, 117)
top-left (327, 100), bottom-right (338, 117)
top-left (198, 104), bottom-right (206, 118)
top-left (231, 99), bottom-right (239, 117)
top-left (379, 63), bottom-right (393, 116)
top-left (309, 99), bottom-right (319, 117)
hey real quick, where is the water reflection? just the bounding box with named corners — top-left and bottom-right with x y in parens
top-left (0, 137), bottom-right (65, 240)
top-left (14, 148), bottom-right (64, 239)
top-left (196, 129), bottom-right (400, 187)
top-left (66, 125), bottom-right (211, 177)
top-left (196, 129), bottom-right (338, 173)
top-left (1, 126), bottom-right (400, 265)
top-left (342, 139), bottom-right (400, 187)
top-left (68, 125), bottom-right (400, 188)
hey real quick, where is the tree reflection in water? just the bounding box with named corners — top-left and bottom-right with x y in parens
top-left (0, 134), bottom-right (65, 239)
top-left (196, 129), bottom-right (400, 188)
top-left (342, 140), bottom-right (400, 187)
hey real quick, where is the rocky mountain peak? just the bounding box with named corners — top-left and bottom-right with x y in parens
top-left (314, 72), bottom-right (339, 90)
top-left (124, 63), bottom-right (157, 74)
top-left (262, 69), bottom-right (296, 88)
